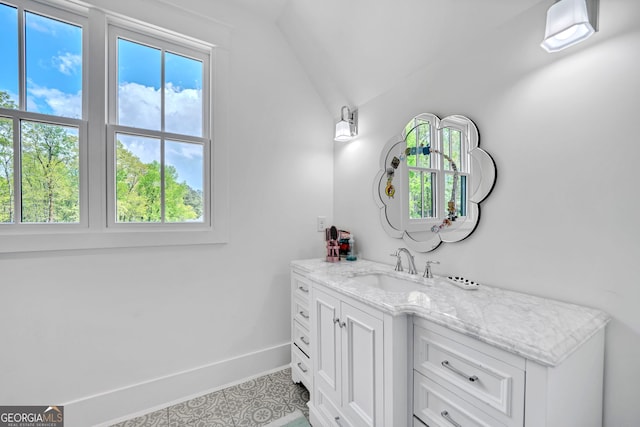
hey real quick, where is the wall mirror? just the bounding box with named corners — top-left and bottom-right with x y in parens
top-left (373, 113), bottom-right (496, 252)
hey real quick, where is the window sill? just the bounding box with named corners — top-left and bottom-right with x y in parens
top-left (0, 227), bottom-right (228, 254)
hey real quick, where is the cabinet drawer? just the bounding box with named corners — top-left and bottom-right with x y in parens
top-left (414, 371), bottom-right (506, 427)
top-left (315, 385), bottom-right (352, 427)
top-left (292, 344), bottom-right (312, 389)
top-left (293, 319), bottom-right (311, 357)
top-left (292, 274), bottom-right (311, 302)
top-left (413, 416), bottom-right (427, 427)
top-left (293, 296), bottom-right (311, 330)
top-left (413, 321), bottom-right (524, 424)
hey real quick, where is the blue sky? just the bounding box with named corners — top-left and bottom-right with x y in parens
top-left (0, 4), bottom-right (205, 191)
top-left (0, 3), bottom-right (18, 102)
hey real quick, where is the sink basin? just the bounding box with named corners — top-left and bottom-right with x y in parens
top-left (349, 273), bottom-right (428, 293)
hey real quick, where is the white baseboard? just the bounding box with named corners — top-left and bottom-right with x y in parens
top-left (63, 342), bottom-right (291, 427)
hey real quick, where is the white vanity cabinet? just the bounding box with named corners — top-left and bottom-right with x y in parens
top-left (310, 284), bottom-right (408, 427)
top-left (291, 272), bottom-right (313, 390)
top-left (413, 319), bottom-right (525, 427)
top-left (291, 259), bottom-right (608, 427)
top-left (412, 318), bottom-right (606, 427)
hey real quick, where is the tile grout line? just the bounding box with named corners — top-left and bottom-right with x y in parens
top-left (109, 368), bottom-right (309, 427)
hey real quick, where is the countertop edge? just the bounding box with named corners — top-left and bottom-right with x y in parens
top-left (291, 258), bottom-right (611, 367)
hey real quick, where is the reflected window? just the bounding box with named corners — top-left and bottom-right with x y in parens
top-left (403, 118), bottom-right (470, 223)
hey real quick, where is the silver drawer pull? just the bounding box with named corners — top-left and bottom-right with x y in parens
top-left (334, 416), bottom-right (344, 427)
top-left (441, 360), bottom-right (479, 382)
top-left (298, 286), bottom-right (309, 293)
top-left (333, 318), bottom-right (346, 328)
top-left (299, 311), bottom-right (309, 319)
top-left (300, 336), bottom-right (309, 345)
top-left (441, 410), bottom-right (462, 427)
top-left (297, 362), bottom-right (308, 373)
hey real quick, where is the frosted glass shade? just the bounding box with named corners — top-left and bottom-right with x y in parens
top-left (334, 120), bottom-right (353, 142)
top-left (541, 0), bottom-right (595, 52)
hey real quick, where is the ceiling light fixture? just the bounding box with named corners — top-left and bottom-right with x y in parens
top-left (541, 0), bottom-right (598, 52)
top-left (334, 106), bottom-right (358, 142)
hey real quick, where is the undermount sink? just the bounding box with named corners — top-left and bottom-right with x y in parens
top-left (349, 272), bottom-right (430, 293)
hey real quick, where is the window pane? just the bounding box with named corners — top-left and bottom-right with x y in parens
top-left (417, 122), bottom-right (431, 169)
top-left (442, 127), bottom-right (462, 172)
top-left (442, 127), bottom-right (450, 170)
top-left (115, 133), bottom-right (161, 223)
top-left (422, 172), bottom-right (434, 218)
top-left (0, 117), bottom-right (13, 223)
top-left (0, 3), bottom-right (18, 108)
top-left (165, 52), bottom-right (203, 137)
top-left (165, 140), bottom-right (203, 222)
top-left (445, 173), bottom-right (467, 217)
top-left (25, 12), bottom-right (82, 118)
top-left (21, 121), bottom-right (79, 223)
top-left (117, 39), bottom-right (161, 130)
top-left (450, 129), bottom-right (462, 171)
top-left (409, 170), bottom-right (421, 219)
top-left (405, 126), bottom-right (416, 167)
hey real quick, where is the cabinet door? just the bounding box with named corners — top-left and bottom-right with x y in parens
top-left (313, 288), bottom-right (342, 407)
top-left (341, 302), bottom-right (384, 427)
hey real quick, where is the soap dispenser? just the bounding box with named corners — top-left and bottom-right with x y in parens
top-left (346, 234), bottom-right (357, 261)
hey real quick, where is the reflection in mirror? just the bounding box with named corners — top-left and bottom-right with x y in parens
top-left (374, 114), bottom-right (496, 252)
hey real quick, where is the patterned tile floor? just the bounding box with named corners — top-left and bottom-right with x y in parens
top-left (110, 368), bottom-right (309, 427)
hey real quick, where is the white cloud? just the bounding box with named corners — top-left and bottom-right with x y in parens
top-left (166, 141), bottom-right (203, 160)
top-left (25, 17), bottom-right (57, 36)
top-left (118, 82), bottom-right (202, 137)
top-left (27, 83), bottom-right (81, 119)
top-left (118, 134), bottom-right (160, 165)
top-left (164, 83), bottom-right (203, 137)
top-left (118, 82), bottom-right (161, 131)
top-left (53, 52), bottom-right (81, 76)
top-left (25, 81), bottom-right (202, 137)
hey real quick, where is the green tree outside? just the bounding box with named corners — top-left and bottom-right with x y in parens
top-left (0, 93), bottom-right (17, 223)
top-left (115, 140), bottom-right (202, 223)
top-left (1, 89), bottom-right (203, 224)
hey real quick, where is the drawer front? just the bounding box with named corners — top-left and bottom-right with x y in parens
top-left (413, 416), bottom-right (427, 427)
top-left (292, 344), bottom-right (312, 389)
top-left (315, 385), bottom-right (352, 427)
top-left (293, 296), bottom-right (311, 330)
top-left (413, 322), bottom-right (524, 424)
top-left (292, 273), bottom-right (311, 303)
top-left (293, 319), bottom-right (311, 357)
top-left (414, 371), bottom-right (507, 427)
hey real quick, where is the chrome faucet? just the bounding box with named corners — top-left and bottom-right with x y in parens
top-left (392, 248), bottom-right (418, 275)
top-left (423, 260), bottom-right (440, 278)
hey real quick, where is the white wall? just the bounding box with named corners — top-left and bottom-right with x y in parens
top-left (0, 1), bottom-right (332, 425)
top-left (334, 1), bottom-right (640, 426)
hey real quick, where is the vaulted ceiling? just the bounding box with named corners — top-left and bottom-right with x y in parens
top-left (227, 0), bottom-right (547, 113)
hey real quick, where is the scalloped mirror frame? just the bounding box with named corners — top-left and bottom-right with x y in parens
top-left (373, 114), bottom-right (496, 252)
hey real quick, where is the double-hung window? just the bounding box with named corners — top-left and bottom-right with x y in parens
top-left (0, 0), bottom-right (87, 228)
top-left (106, 24), bottom-right (211, 227)
top-left (0, 0), bottom-right (225, 252)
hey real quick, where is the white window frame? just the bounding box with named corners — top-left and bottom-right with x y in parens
top-left (0, 0), bottom-right (229, 253)
top-left (0, 0), bottom-right (89, 232)
top-left (403, 116), bottom-right (472, 233)
top-left (106, 23), bottom-right (212, 231)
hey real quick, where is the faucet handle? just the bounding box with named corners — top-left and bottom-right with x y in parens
top-left (423, 260), bottom-right (440, 278)
top-left (390, 251), bottom-right (403, 272)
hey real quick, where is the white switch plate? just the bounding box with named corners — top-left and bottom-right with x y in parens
top-left (317, 216), bottom-right (326, 232)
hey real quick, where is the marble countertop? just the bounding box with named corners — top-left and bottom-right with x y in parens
top-left (291, 258), bottom-right (610, 367)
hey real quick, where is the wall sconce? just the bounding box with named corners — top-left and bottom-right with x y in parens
top-left (541, 0), bottom-right (598, 53)
top-left (334, 106), bottom-right (358, 142)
